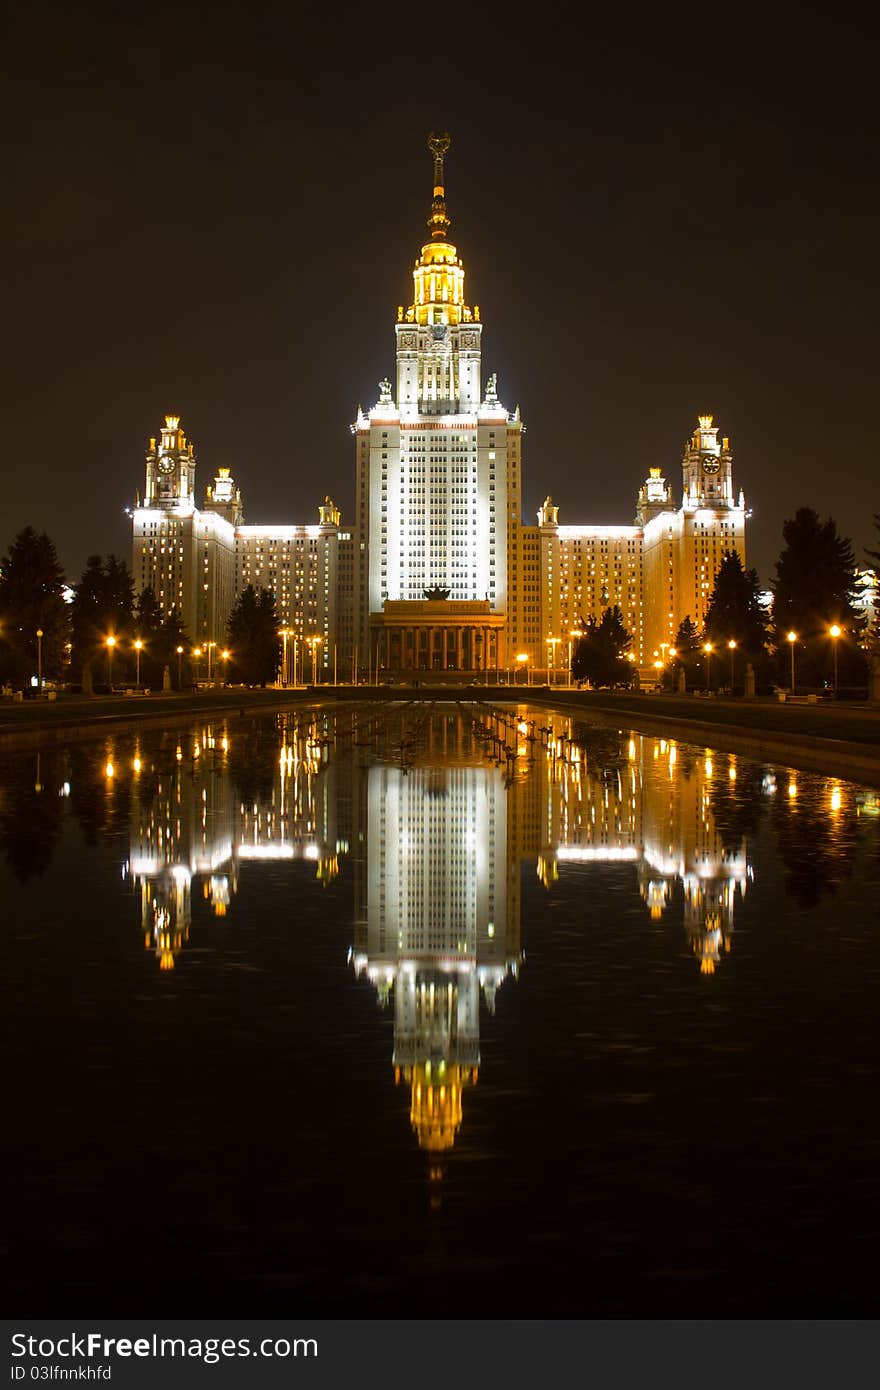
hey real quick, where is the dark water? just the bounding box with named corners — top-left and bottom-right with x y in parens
top-left (2, 702), bottom-right (879, 1316)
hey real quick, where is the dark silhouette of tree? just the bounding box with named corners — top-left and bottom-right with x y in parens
top-left (671, 615), bottom-right (701, 691)
top-left (154, 608), bottom-right (190, 689)
top-left (0, 527), bottom-right (69, 688)
top-left (133, 587), bottom-right (167, 688)
top-left (865, 513), bottom-right (880, 574)
top-left (571, 606), bottom-right (633, 688)
top-left (227, 586), bottom-right (280, 686)
top-left (771, 508), bottom-right (864, 687)
top-left (703, 551), bottom-right (769, 655)
top-left (71, 555), bottom-right (136, 685)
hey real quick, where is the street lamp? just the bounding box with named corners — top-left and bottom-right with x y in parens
top-left (546, 637), bottom-right (559, 685)
top-left (105, 635), bottom-right (116, 690)
top-left (786, 631), bottom-right (797, 693)
top-left (279, 628), bottom-right (290, 686)
top-left (307, 635), bottom-right (322, 684)
top-left (176, 645), bottom-right (184, 690)
top-left (568, 629), bottom-right (582, 688)
top-left (829, 624), bottom-right (842, 694)
top-left (134, 638), bottom-right (143, 689)
top-left (192, 646), bottom-right (202, 683)
top-left (36, 627), bottom-right (43, 694)
top-left (702, 641), bottom-right (713, 691)
top-left (206, 640), bottom-right (216, 682)
top-left (727, 638), bottom-right (737, 691)
top-left (515, 652), bottom-right (529, 686)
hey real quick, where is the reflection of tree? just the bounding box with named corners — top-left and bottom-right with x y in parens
top-left (67, 745), bottom-right (132, 848)
top-left (568, 722), bottom-right (628, 772)
top-left (227, 720), bottom-right (277, 808)
top-left (772, 792), bottom-right (856, 909)
top-left (0, 754), bottom-right (64, 881)
top-left (710, 763), bottom-right (765, 852)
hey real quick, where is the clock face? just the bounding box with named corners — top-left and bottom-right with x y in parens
top-left (158, 455), bottom-right (175, 474)
top-left (701, 455), bottom-right (720, 475)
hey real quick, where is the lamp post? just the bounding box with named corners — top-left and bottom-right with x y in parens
top-left (134, 638), bottom-right (143, 689)
top-left (702, 641), bottom-right (713, 691)
top-left (786, 630), bottom-right (797, 693)
top-left (105, 635), bottom-right (116, 691)
top-left (727, 638), bottom-right (737, 692)
top-left (206, 641), bottom-right (216, 682)
top-left (568, 629), bottom-right (581, 688)
top-left (279, 628), bottom-right (290, 686)
top-left (220, 649), bottom-right (230, 685)
top-left (516, 652), bottom-right (529, 686)
top-left (308, 635), bottom-right (322, 684)
top-left (36, 627), bottom-right (43, 694)
top-left (192, 646), bottom-right (202, 684)
top-left (176, 645), bottom-right (184, 690)
top-left (546, 637), bottom-right (559, 686)
top-left (830, 624), bottom-right (841, 694)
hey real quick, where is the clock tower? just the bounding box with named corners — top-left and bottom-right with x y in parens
top-left (144, 414), bottom-right (196, 510)
top-left (681, 414), bottom-right (735, 509)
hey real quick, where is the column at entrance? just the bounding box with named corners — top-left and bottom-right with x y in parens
top-left (442, 629), bottom-right (448, 671)
top-left (456, 628), bottom-right (463, 671)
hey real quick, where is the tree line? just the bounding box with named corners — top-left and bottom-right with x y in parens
top-left (1, 506), bottom-right (877, 693)
top-left (573, 506), bottom-right (877, 692)
top-left (0, 528), bottom-right (284, 690)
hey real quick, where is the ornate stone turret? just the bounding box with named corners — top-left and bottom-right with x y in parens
top-left (635, 467), bottom-right (673, 525)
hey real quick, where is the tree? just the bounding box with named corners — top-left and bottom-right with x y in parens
top-left (571, 606), bottom-right (634, 688)
top-left (154, 607), bottom-right (190, 689)
top-left (227, 586), bottom-right (280, 686)
top-left (133, 587), bottom-right (164, 688)
top-left (771, 508), bottom-right (864, 687)
top-left (0, 527), bottom-right (70, 687)
top-left (70, 554), bottom-right (136, 683)
top-left (670, 615), bottom-right (701, 691)
top-left (703, 551), bottom-right (769, 655)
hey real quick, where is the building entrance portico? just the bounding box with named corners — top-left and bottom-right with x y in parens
top-left (370, 600), bottom-right (505, 674)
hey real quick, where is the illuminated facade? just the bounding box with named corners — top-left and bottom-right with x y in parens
top-left (131, 139), bottom-right (748, 674)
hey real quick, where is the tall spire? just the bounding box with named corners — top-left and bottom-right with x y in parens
top-left (427, 131), bottom-right (451, 240)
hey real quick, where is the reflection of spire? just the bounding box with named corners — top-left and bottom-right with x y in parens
top-left (397, 1060), bottom-right (477, 1153)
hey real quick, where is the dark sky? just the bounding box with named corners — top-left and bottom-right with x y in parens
top-left (4, 1), bottom-right (878, 586)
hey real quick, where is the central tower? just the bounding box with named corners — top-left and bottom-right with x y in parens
top-left (353, 134), bottom-right (520, 676)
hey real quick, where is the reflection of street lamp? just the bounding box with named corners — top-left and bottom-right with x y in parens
top-left (727, 638), bottom-right (737, 690)
top-left (36, 627), bottom-right (43, 694)
top-left (134, 638), bottom-right (143, 689)
top-left (786, 630), bottom-right (797, 693)
top-left (176, 644), bottom-right (184, 690)
top-left (702, 641), bottom-right (713, 691)
top-left (830, 624), bottom-right (841, 694)
top-left (105, 635), bottom-right (116, 690)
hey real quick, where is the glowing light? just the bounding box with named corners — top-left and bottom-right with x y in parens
top-left (829, 624), bottom-right (841, 639)
top-left (787, 631), bottom-right (797, 644)
top-left (133, 757), bottom-right (142, 773)
top-left (830, 787), bottom-right (842, 812)
top-left (788, 780), bottom-right (797, 799)
top-left (105, 761), bottom-right (115, 778)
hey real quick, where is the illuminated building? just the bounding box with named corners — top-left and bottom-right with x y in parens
top-left (353, 132), bottom-right (513, 674)
top-left (351, 712), bottom-right (520, 1162)
top-left (130, 140), bottom-right (748, 673)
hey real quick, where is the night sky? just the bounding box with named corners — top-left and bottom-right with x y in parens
top-left (5, 2), bottom-right (878, 586)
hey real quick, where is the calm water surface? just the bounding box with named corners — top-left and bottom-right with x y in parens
top-left (3, 702), bottom-right (879, 1316)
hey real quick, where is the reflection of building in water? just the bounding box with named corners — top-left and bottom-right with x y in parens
top-left (126, 718), bottom-right (350, 968)
top-left (499, 717), bottom-right (751, 975)
top-left (352, 712), bottom-right (519, 1161)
